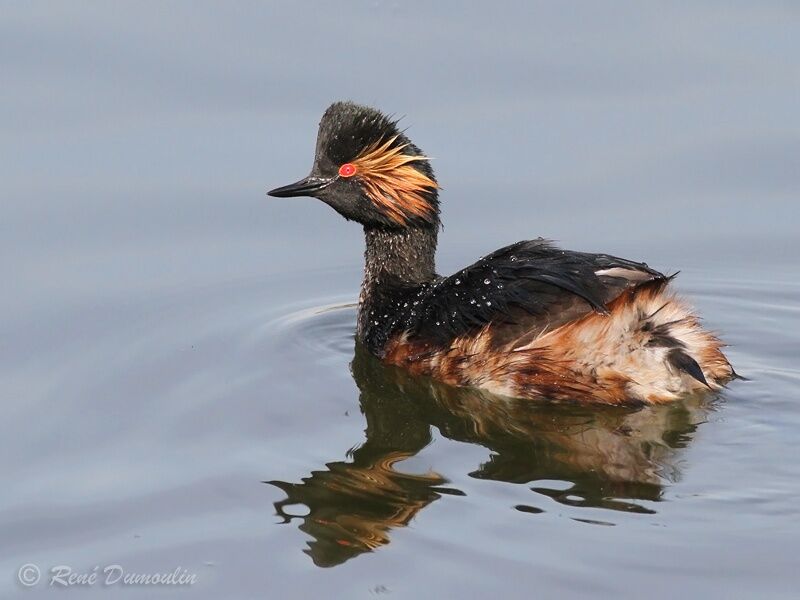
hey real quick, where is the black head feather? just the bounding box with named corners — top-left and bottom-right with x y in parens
top-left (269, 101), bottom-right (439, 228)
top-left (314, 102), bottom-right (404, 168)
top-left (312, 102), bottom-right (439, 228)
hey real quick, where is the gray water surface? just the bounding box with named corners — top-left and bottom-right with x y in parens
top-left (2, 3), bottom-right (799, 599)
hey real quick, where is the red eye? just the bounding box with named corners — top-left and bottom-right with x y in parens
top-left (338, 163), bottom-right (357, 177)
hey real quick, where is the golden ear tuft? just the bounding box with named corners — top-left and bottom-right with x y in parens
top-left (351, 135), bottom-right (438, 225)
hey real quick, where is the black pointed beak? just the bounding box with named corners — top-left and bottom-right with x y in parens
top-left (267, 175), bottom-right (334, 198)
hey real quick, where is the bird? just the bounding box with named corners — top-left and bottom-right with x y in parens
top-left (268, 101), bottom-right (735, 405)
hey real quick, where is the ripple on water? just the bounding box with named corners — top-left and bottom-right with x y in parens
top-left (259, 300), bottom-right (358, 361)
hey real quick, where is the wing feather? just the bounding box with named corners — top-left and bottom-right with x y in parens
top-left (404, 239), bottom-right (666, 347)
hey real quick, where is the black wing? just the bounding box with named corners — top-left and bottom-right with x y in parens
top-left (405, 239), bottom-right (666, 347)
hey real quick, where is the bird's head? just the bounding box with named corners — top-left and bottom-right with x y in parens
top-left (268, 101), bottom-right (439, 229)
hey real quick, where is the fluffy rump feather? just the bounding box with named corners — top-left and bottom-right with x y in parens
top-left (384, 279), bottom-right (733, 405)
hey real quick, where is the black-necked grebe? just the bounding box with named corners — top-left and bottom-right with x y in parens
top-left (268, 101), bottom-right (734, 405)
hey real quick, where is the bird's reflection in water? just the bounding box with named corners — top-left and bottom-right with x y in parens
top-left (269, 343), bottom-right (712, 567)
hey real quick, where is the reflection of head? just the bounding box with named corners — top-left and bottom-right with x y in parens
top-left (269, 344), bottom-right (710, 566)
top-left (270, 451), bottom-right (445, 568)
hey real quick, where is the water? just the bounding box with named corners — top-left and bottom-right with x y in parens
top-left (2, 2), bottom-right (799, 598)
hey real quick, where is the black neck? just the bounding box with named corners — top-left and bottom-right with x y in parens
top-left (357, 225), bottom-right (438, 341)
top-left (363, 226), bottom-right (438, 285)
